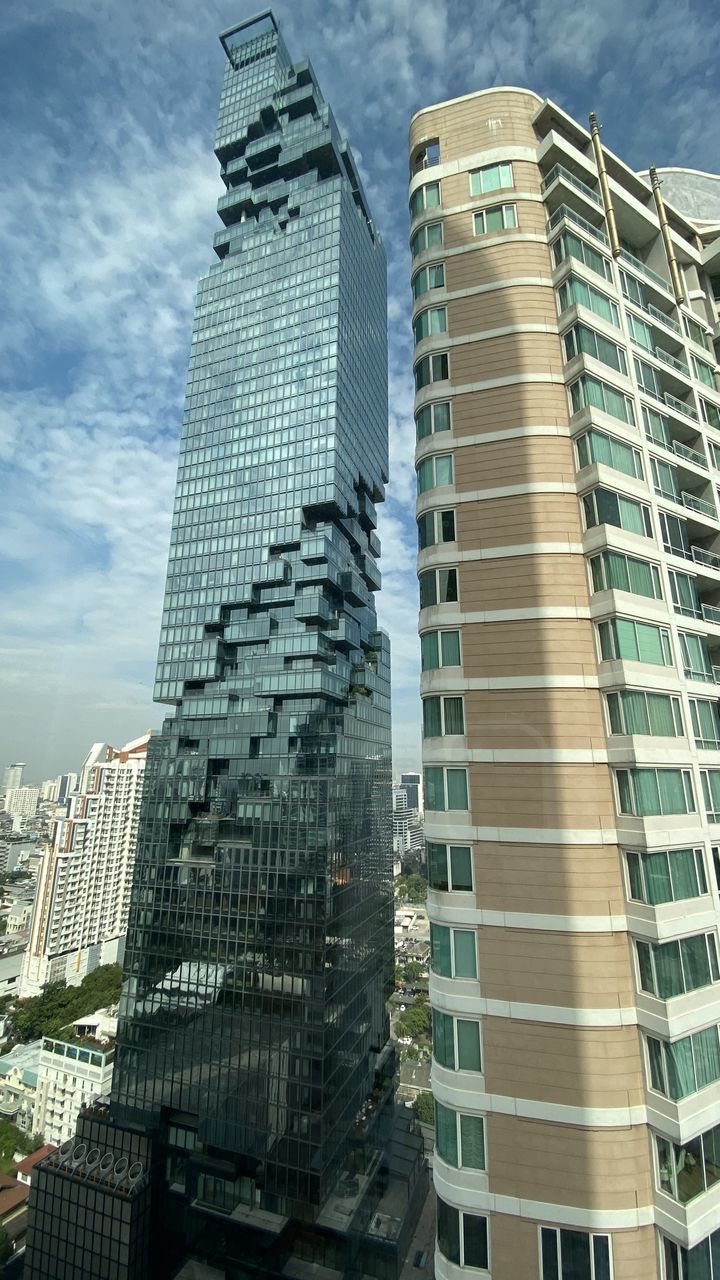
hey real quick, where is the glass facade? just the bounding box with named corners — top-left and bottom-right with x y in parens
top-left (110, 9), bottom-right (393, 1229)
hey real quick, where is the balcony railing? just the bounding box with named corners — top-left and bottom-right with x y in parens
top-left (619, 248), bottom-right (674, 297)
top-left (714, 666), bottom-right (720, 685)
top-left (682, 492), bottom-right (717, 519)
top-left (672, 440), bottom-right (708, 470)
top-left (655, 346), bottom-right (690, 376)
top-left (665, 392), bottom-right (699, 422)
top-left (548, 204), bottom-right (610, 246)
top-left (542, 164), bottom-right (603, 206)
top-left (693, 547), bottom-right (720, 571)
top-left (702, 604), bottom-right (720, 625)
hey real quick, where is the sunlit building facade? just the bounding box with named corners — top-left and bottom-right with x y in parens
top-left (410, 89), bottom-right (720, 1279)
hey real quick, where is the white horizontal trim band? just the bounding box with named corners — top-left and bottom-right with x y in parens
top-left (421, 747), bottom-right (608, 765)
top-left (432, 1072), bottom-right (646, 1128)
top-left (415, 425), bottom-right (572, 458)
top-left (431, 1179), bottom-right (655, 1230)
top-left (429, 977), bottom-right (635, 1027)
top-left (423, 823), bottom-right (619, 846)
top-left (420, 674), bottom-right (600, 690)
top-left (414, 323), bottom-right (557, 354)
top-left (427, 898), bottom-right (627, 932)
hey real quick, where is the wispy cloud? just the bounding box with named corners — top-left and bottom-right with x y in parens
top-left (1, 0), bottom-right (718, 777)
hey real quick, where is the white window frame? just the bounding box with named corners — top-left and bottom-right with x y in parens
top-left (469, 161), bottom-right (513, 196)
top-left (636, 931), bottom-right (720, 998)
top-left (435, 1102), bottom-right (486, 1171)
top-left (615, 767), bottom-right (695, 817)
top-left (416, 452), bottom-right (453, 493)
top-left (625, 846), bottom-right (707, 905)
top-left (418, 569), bottom-right (459, 609)
top-left (415, 399), bottom-right (451, 440)
top-left (605, 690), bottom-right (683, 738)
top-left (538, 1226), bottom-right (613, 1280)
top-left (422, 694), bottom-right (464, 737)
top-left (414, 351), bottom-right (449, 390)
top-left (411, 220), bottom-right (443, 258)
top-left (413, 305), bottom-right (448, 344)
top-left (420, 628), bottom-right (462, 671)
top-left (473, 203), bottom-right (517, 235)
top-left (412, 262), bottom-right (445, 301)
top-left (418, 508), bottom-right (456, 549)
top-left (409, 179), bottom-right (441, 219)
top-left (428, 841), bottom-right (474, 892)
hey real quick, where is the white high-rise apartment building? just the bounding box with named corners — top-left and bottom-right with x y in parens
top-left (4, 785), bottom-right (40, 832)
top-left (19, 735), bottom-right (150, 997)
top-left (2, 763), bottom-right (25, 797)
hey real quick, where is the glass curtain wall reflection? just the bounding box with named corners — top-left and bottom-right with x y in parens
top-left (111, 9), bottom-right (393, 1227)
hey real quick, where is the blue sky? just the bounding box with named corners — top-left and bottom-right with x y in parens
top-left (1, 0), bottom-right (719, 780)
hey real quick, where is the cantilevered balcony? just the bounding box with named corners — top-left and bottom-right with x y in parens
top-left (541, 163), bottom-right (605, 228)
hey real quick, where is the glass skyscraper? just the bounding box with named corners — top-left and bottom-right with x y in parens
top-left (25, 13), bottom-right (426, 1280)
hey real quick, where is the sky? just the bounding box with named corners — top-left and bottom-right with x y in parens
top-left (1, 0), bottom-right (719, 781)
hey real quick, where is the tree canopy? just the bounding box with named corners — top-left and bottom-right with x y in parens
top-left (11, 965), bottom-right (122, 1044)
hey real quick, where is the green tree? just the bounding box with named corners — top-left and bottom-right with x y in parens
top-left (396, 1000), bottom-right (431, 1040)
top-left (413, 1091), bottom-right (435, 1125)
top-left (10, 964), bottom-right (123, 1044)
top-left (404, 960), bottom-right (423, 981)
top-left (396, 874), bottom-right (427, 903)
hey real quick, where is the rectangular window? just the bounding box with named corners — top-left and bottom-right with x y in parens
top-left (642, 405), bottom-right (671, 447)
top-left (691, 699), bottom-right (720, 749)
top-left (564, 323), bottom-right (628, 375)
top-left (693, 355), bottom-right (717, 389)
top-left (412, 262), bottom-right (445, 300)
top-left (659, 511), bottom-right (690, 558)
top-left (663, 1228), bottom-right (720, 1279)
top-left (415, 352), bottom-right (448, 390)
top-left (702, 770), bottom-right (720, 821)
top-left (430, 924), bottom-right (477, 978)
top-left (409, 180), bottom-right (441, 219)
top-left (417, 453), bottom-right (453, 493)
top-left (435, 1102), bottom-right (486, 1171)
top-left (428, 843), bottom-right (473, 891)
top-left (469, 161), bottom-right (513, 195)
top-left (418, 568), bottom-right (458, 609)
top-left (432, 1010), bottom-right (482, 1071)
top-left (616, 768), bottom-right (695, 816)
top-left (648, 1025), bottom-right (720, 1101)
top-left (607, 690), bottom-right (683, 738)
top-left (626, 847), bottom-right (707, 905)
top-left (627, 310), bottom-right (654, 351)
top-left (437, 1198), bottom-right (488, 1271)
top-left (620, 268), bottom-right (647, 309)
top-left (411, 221), bottom-right (443, 258)
top-left (590, 550), bottom-right (662, 600)
top-left (474, 203), bottom-right (517, 235)
top-left (638, 932), bottom-right (719, 999)
top-left (413, 305), bottom-right (448, 343)
top-left (576, 428), bottom-right (643, 478)
top-left (423, 696), bottom-right (464, 737)
top-left (650, 455), bottom-right (680, 501)
top-left (700, 396), bottom-right (720, 430)
top-left (540, 1227), bottom-right (612, 1280)
top-left (420, 629), bottom-right (461, 670)
top-left (684, 314), bottom-right (711, 350)
top-left (656, 1124), bottom-right (720, 1204)
top-left (557, 274), bottom-right (619, 327)
top-left (668, 569), bottom-right (700, 617)
top-left (634, 356), bottom-right (663, 398)
top-left (570, 374), bottom-right (635, 424)
top-left (417, 508), bottom-right (455, 549)
top-left (679, 631), bottom-right (714, 681)
top-left (424, 766), bottom-right (468, 811)
top-left (553, 230), bottom-right (613, 282)
top-left (598, 617), bottom-right (673, 666)
top-left (582, 487), bottom-right (652, 537)
top-left (416, 400), bottom-right (451, 439)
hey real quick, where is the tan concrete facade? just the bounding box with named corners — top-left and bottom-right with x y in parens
top-left (411, 88), bottom-right (720, 1279)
